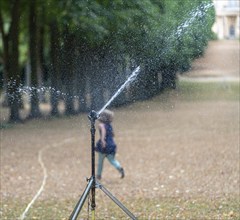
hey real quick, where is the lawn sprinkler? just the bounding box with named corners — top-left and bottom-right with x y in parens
top-left (69, 67), bottom-right (141, 220)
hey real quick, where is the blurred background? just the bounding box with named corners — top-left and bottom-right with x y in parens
top-left (0, 0), bottom-right (239, 219)
top-left (0, 1), bottom-right (239, 124)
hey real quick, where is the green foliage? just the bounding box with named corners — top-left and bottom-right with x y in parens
top-left (1, 0), bottom-right (216, 120)
top-left (2, 0), bottom-right (215, 72)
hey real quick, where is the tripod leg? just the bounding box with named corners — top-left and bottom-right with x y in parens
top-left (96, 180), bottom-right (137, 220)
top-left (69, 177), bottom-right (94, 220)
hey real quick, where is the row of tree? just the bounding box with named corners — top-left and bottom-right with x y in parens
top-left (0, 0), bottom-right (215, 122)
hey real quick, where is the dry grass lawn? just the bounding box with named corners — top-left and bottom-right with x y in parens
top-left (0, 40), bottom-right (239, 219)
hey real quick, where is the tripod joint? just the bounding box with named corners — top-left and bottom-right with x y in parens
top-left (95, 180), bottom-right (102, 189)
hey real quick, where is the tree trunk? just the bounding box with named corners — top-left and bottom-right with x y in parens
top-left (77, 57), bottom-right (88, 113)
top-left (0, 10), bottom-right (10, 107)
top-left (49, 20), bottom-right (61, 116)
top-left (143, 64), bottom-right (159, 98)
top-left (63, 31), bottom-right (75, 115)
top-left (89, 48), bottom-right (105, 111)
top-left (37, 6), bottom-right (45, 103)
top-left (29, 0), bottom-right (41, 118)
top-left (4, 0), bottom-right (22, 122)
top-left (160, 68), bottom-right (177, 91)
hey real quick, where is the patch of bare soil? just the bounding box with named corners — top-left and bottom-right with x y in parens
top-left (0, 40), bottom-right (239, 218)
top-left (1, 98), bottom-right (239, 198)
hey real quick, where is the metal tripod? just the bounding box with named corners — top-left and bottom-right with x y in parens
top-left (69, 110), bottom-right (137, 220)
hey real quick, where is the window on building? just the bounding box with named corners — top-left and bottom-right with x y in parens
top-left (228, 0), bottom-right (238, 7)
top-left (229, 25), bottom-right (235, 37)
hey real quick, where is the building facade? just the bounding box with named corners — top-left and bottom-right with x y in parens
top-left (212, 0), bottom-right (240, 39)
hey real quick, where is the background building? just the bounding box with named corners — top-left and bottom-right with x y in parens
top-left (212, 0), bottom-right (240, 39)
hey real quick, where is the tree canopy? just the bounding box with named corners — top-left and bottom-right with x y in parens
top-left (0, 0), bottom-right (215, 122)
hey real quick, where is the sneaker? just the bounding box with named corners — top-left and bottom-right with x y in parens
top-left (120, 168), bottom-right (125, 179)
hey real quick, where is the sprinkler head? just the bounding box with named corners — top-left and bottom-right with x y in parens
top-left (88, 110), bottom-right (99, 121)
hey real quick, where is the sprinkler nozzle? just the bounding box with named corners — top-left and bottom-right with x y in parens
top-left (88, 110), bottom-right (99, 121)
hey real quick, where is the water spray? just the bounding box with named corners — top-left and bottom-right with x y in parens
top-left (16, 2), bottom-right (214, 219)
top-left (97, 66), bottom-right (141, 116)
top-left (69, 4), bottom-right (214, 217)
top-left (69, 67), bottom-right (141, 220)
top-left (175, 3), bottom-right (213, 38)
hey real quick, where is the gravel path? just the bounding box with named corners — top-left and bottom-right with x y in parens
top-left (182, 40), bottom-right (239, 79)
